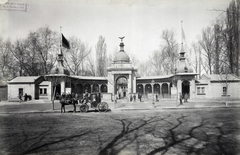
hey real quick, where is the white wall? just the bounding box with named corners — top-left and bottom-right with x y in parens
top-left (196, 82), bottom-right (240, 99)
top-left (8, 84), bottom-right (35, 99)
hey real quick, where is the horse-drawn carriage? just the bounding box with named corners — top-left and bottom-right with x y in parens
top-left (59, 92), bottom-right (108, 113)
top-left (60, 93), bottom-right (78, 113)
top-left (79, 93), bottom-right (108, 112)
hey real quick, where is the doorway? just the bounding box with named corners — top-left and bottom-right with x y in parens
top-left (182, 80), bottom-right (190, 98)
top-left (116, 77), bottom-right (128, 99)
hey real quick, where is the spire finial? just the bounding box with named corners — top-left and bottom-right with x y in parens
top-left (119, 36), bottom-right (125, 42)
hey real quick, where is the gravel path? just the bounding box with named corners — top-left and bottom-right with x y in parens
top-left (0, 108), bottom-right (240, 155)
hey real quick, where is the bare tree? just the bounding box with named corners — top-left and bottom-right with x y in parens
top-left (64, 37), bottom-right (91, 75)
top-left (0, 39), bottom-right (18, 79)
top-left (137, 59), bottom-right (154, 76)
top-left (160, 29), bottom-right (179, 74)
top-left (36, 26), bottom-right (58, 74)
top-left (198, 26), bottom-right (215, 74)
top-left (151, 50), bottom-right (164, 75)
top-left (96, 36), bottom-right (107, 76)
top-left (7, 26), bottom-right (58, 76)
top-left (224, 0), bottom-right (240, 76)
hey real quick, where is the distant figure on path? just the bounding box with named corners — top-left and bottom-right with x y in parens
top-left (82, 90), bottom-right (89, 104)
top-left (179, 93), bottom-right (183, 105)
top-left (24, 93), bottom-right (28, 101)
top-left (139, 93), bottom-right (142, 102)
top-left (184, 93), bottom-right (189, 102)
top-left (156, 94), bottom-right (159, 102)
top-left (130, 94), bottom-right (133, 102)
top-left (133, 94), bottom-right (136, 102)
top-left (19, 94), bottom-right (23, 103)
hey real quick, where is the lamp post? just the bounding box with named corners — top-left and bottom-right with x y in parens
top-left (151, 80), bottom-right (155, 108)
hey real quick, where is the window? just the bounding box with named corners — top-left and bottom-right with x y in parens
top-left (197, 87), bottom-right (205, 95)
top-left (39, 88), bottom-right (43, 94)
top-left (39, 88), bottom-right (47, 95)
top-left (223, 87), bottom-right (227, 96)
top-left (44, 88), bottom-right (47, 95)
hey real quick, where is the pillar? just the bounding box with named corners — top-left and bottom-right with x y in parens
top-left (99, 84), bottom-right (102, 93)
top-left (128, 76), bottom-right (132, 95)
top-left (49, 81), bottom-right (52, 100)
top-left (60, 80), bottom-right (65, 95)
top-left (177, 80), bottom-right (182, 99)
top-left (143, 84), bottom-right (146, 96)
top-left (133, 76), bottom-right (136, 93)
top-left (91, 84), bottom-right (93, 93)
top-left (190, 79), bottom-right (195, 99)
top-left (159, 83), bottom-right (162, 97)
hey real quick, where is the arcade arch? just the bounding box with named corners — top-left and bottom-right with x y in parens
top-left (182, 80), bottom-right (190, 97)
top-left (116, 76), bottom-right (128, 99)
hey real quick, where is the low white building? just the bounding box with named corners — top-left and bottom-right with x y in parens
top-left (196, 74), bottom-right (240, 99)
top-left (8, 76), bottom-right (44, 100)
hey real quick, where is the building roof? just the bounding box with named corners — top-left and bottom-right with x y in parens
top-left (137, 75), bottom-right (174, 80)
top-left (175, 73), bottom-right (198, 76)
top-left (201, 74), bottom-right (240, 81)
top-left (8, 76), bottom-right (41, 84)
top-left (114, 51), bottom-right (130, 63)
top-left (39, 81), bottom-right (49, 86)
top-left (70, 76), bottom-right (107, 81)
top-left (195, 79), bottom-right (209, 85)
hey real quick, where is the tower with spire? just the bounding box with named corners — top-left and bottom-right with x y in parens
top-left (107, 37), bottom-right (138, 97)
top-left (173, 21), bottom-right (198, 100)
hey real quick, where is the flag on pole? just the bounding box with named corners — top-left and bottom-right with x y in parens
top-left (62, 34), bottom-right (70, 49)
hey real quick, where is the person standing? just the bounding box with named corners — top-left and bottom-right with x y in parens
top-left (139, 93), bottom-right (142, 102)
top-left (19, 93), bottom-right (23, 103)
top-left (184, 93), bottom-right (188, 102)
top-left (130, 94), bottom-right (133, 102)
top-left (82, 90), bottom-right (89, 104)
top-left (179, 93), bottom-right (183, 105)
top-left (133, 94), bottom-right (136, 102)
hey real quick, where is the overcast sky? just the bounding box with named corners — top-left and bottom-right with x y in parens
top-left (1, 0), bottom-right (231, 61)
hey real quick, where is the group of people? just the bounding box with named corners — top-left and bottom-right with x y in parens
top-left (129, 93), bottom-right (142, 102)
top-left (179, 93), bottom-right (189, 105)
top-left (18, 93), bottom-right (32, 103)
top-left (57, 90), bottom-right (89, 104)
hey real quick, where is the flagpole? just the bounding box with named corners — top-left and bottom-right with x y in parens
top-left (60, 26), bottom-right (62, 55)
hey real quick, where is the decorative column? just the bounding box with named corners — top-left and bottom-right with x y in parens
top-left (190, 79), bottom-right (195, 99)
top-left (49, 81), bottom-right (52, 100)
top-left (133, 75), bottom-right (136, 93)
top-left (159, 83), bottom-right (162, 98)
top-left (91, 84), bottom-right (93, 93)
top-left (128, 76), bottom-right (132, 95)
top-left (168, 82), bottom-right (171, 96)
top-left (151, 80), bottom-right (155, 108)
top-left (99, 84), bottom-right (102, 93)
top-left (142, 84), bottom-right (146, 97)
top-left (60, 80), bottom-right (65, 95)
top-left (177, 80), bottom-right (182, 99)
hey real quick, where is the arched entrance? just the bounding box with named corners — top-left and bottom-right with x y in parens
top-left (154, 84), bottom-right (160, 94)
top-left (145, 84), bottom-right (152, 94)
top-left (162, 83), bottom-right (168, 98)
top-left (182, 80), bottom-right (190, 97)
top-left (137, 84), bottom-right (143, 94)
top-left (83, 84), bottom-right (91, 93)
top-left (76, 84), bottom-right (83, 95)
top-left (116, 77), bottom-right (128, 99)
top-left (101, 84), bottom-right (107, 93)
top-left (55, 83), bottom-right (61, 97)
top-left (93, 84), bottom-right (99, 92)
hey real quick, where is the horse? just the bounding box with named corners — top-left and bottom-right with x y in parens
top-left (60, 93), bottom-right (78, 113)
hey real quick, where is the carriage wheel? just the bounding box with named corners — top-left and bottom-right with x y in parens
top-left (97, 102), bottom-right (108, 112)
top-left (80, 104), bottom-right (89, 113)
